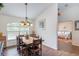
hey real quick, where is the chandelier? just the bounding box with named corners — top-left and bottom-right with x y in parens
top-left (20, 17), bottom-right (33, 27)
top-left (20, 3), bottom-right (33, 27)
top-left (58, 8), bottom-right (64, 16)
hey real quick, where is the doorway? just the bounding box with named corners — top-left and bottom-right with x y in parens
top-left (57, 21), bottom-right (73, 52)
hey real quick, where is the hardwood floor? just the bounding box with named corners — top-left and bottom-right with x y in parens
top-left (2, 44), bottom-right (79, 56)
top-left (2, 39), bottom-right (79, 56)
top-left (3, 46), bottom-right (19, 56)
top-left (58, 39), bottom-right (79, 55)
top-left (3, 45), bottom-right (59, 56)
top-left (43, 45), bottom-right (78, 56)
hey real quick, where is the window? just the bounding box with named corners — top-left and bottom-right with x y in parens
top-left (7, 23), bottom-right (29, 40)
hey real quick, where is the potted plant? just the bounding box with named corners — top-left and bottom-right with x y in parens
top-left (0, 3), bottom-right (4, 10)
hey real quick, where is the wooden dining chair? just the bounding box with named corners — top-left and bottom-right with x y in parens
top-left (28, 38), bottom-right (42, 56)
top-left (17, 36), bottom-right (28, 56)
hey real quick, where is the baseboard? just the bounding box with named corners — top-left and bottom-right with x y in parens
top-left (43, 42), bottom-right (57, 50)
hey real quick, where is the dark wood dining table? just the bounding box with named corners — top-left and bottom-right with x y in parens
top-left (20, 36), bottom-right (43, 56)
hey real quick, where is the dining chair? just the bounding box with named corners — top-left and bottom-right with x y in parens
top-left (28, 38), bottom-right (42, 56)
top-left (17, 36), bottom-right (28, 56)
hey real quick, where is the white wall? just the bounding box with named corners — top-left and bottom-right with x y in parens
top-left (72, 20), bottom-right (79, 46)
top-left (0, 14), bottom-right (24, 35)
top-left (0, 14), bottom-right (25, 47)
top-left (35, 4), bottom-right (57, 49)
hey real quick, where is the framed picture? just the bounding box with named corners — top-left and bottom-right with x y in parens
top-left (39, 19), bottom-right (46, 29)
top-left (75, 20), bottom-right (79, 30)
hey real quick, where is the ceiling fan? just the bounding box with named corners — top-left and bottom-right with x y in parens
top-left (58, 8), bottom-right (63, 16)
top-left (58, 4), bottom-right (68, 16)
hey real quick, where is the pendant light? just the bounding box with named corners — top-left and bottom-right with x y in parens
top-left (20, 3), bottom-right (33, 27)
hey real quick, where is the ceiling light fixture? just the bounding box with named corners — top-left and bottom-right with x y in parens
top-left (20, 3), bottom-right (33, 27)
top-left (58, 8), bottom-right (64, 16)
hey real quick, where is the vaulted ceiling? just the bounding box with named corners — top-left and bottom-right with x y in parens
top-left (58, 3), bottom-right (79, 22)
top-left (27, 3), bottom-right (51, 20)
top-left (0, 3), bottom-right (51, 20)
top-left (0, 3), bottom-right (26, 18)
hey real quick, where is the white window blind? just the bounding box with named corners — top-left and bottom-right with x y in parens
top-left (7, 23), bottom-right (29, 40)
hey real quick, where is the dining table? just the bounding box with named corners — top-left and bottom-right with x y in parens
top-left (17, 35), bottom-right (44, 56)
top-left (21, 36), bottom-right (42, 55)
top-left (21, 36), bottom-right (39, 45)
